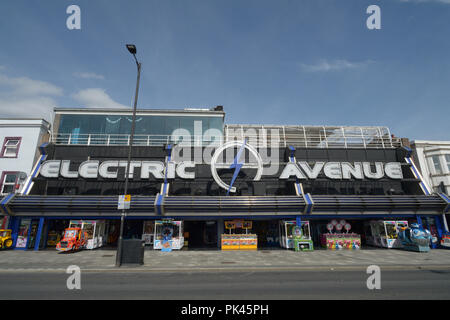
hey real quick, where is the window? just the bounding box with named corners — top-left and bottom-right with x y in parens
top-left (445, 154), bottom-right (450, 172)
top-left (1, 137), bottom-right (21, 158)
top-left (431, 155), bottom-right (443, 174)
top-left (0, 172), bottom-right (19, 194)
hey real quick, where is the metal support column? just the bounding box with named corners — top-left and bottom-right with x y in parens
top-left (217, 218), bottom-right (224, 249)
top-left (34, 217), bottom-right (45, 251)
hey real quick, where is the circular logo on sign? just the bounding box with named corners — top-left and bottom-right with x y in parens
top-left (210, 140), bottom-right (263, 194)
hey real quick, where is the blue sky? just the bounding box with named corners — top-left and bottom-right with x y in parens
top-left (0, 0), bottom-right (449, 140)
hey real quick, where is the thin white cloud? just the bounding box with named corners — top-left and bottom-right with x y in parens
top-left (0, 74), bottom-right (63, 96)
top-left (0, 73), bottom-right (62, 121)
top-left (72, 88), bottom-right (127, 109)
top-left (0, 96), bottom-right (56, 120)
top-left (73, 72), bottom-right (105, 80)
top-left (0, 72), bottom-right (126, 122)
top-left (299, 59), bottom-right (374, 72)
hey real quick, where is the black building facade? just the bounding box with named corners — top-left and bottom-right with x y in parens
top-left (1, 108), bottom-right (449, 251)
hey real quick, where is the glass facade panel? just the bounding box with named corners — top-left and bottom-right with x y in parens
top-left (57, 113), bottom-right (224, 145)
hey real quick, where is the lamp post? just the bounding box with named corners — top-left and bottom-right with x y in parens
top-left (115, 44), bottom-right (141, 267)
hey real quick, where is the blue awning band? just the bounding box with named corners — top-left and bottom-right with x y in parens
top-left (438, 193), bottom-right (450, 213)
top-left (5, 194), bottom-right (447, 216)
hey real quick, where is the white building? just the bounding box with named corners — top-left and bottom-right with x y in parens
top-left (0, 119), bottom-right (50, 228)
top-left (412, 140), bottom-right (450, 195)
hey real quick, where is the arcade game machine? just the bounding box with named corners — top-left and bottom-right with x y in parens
top-left (46, 219), bottom-right (69, 248)
top-left (153, 220), bottom-right (184, 251)
top-left (46, 231), bottom-right (61, 247)
top-left (221, 219), bottom-right (257, 250)
top-left (14, 219), bottom-right (38, 249)
top-left (398, 223), bottom-right (431, 252)
top-left (365, 220), bottom-right (408, 248)
top-left (69, 220), bottom-right (106, 249)
top-left (440, 233), bottom-right (450, 248)
top-left (279, 220), bottom-right (313, 251)
top-left (141, 220), bottom-right (155, 247)
top-left (321, 219), bottom-right (361, 250)
top-left (420, 216), bottom-right (440, 249)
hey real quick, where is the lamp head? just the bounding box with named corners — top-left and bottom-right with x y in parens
top-left (126, 44), bottom-right (137, 55)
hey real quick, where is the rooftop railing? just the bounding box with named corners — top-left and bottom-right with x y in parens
top-left (52, 125), bottom-right (402, 149)
top-left (224, 125), bottom-right (402, 149)
top-left (52, 133), bottom-right (224, 147)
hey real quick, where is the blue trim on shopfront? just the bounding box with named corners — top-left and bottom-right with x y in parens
top-left (438, 193), bottom-right (450, 213)
top-left (303, 193), bottom-right (314, 214)
top-left (156, 194), bottom-right (164, 215)
top-left (435, 215), bottom-right (444, 247)
top-left (416, 215), bottom-right (423, 228)
top-left (22, 143), bottom-right (48, 195)
top-left (405, 156), bottom-right (431, 196)
top-left (162, 144), bottom-right (172, 196)
top-left (9, 216), bottom-right (20, 248)
top-left (0, 193), bottom-right (15, 215)
top-left (33, 217), bottom-right (45, 251)
top-left (288, 145), bottom-right (303, 196)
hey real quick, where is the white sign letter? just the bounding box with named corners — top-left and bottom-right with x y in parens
top-left (40, 160), bottom-right (61, 178)
top-left (385, 162), bottom-right (403, 179)
top-left (366, 5), bottom-right (381, 30)
top-left (280, 163), bottom-right (306, 180)
top-left (366, 265), bottom-right (381, 290)
top-left (66, 265), bottom-right (81, 290)
top-left (66, 5), bottom-right (81, 30)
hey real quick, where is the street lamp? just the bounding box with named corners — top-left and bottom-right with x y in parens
top-left (126, 44), bottom-right (137, 55)
top-left (115, 44), bottom-right (142, 267)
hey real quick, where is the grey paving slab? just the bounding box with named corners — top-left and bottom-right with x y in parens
top-left (0, 247), bottom-right (449, 271)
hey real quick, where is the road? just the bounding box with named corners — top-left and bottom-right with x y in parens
top-left (1, 266), bottom-right (450, 300)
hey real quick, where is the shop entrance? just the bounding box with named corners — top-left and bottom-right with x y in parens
top-left (252, 220), bottom-right (280, 249)
top-left (184, 221), bottom-right (217, 249)
top-left (124, 220), bottom-right (143, 240)
top-left (45, 219), bottom-right (70, 248)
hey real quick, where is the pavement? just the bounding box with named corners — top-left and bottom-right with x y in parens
top-left (0, 246), bottom-right (449, 272)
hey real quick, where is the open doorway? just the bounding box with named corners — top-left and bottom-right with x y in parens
top-left (184, 221), bottom-right (217, 249)
top-left (252, 220), bottom-right (281, 249)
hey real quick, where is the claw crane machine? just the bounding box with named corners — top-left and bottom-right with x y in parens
top-left (365, 220), bottom-right (408, 248)
top-left (221, 219), bottom-right (257, 250)
top-left (153, 220), bottom-right (184, 251)
top-left (279, 219), bottom-right (313, 251)
top-left (69, 220), bottom-right (106, 249)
